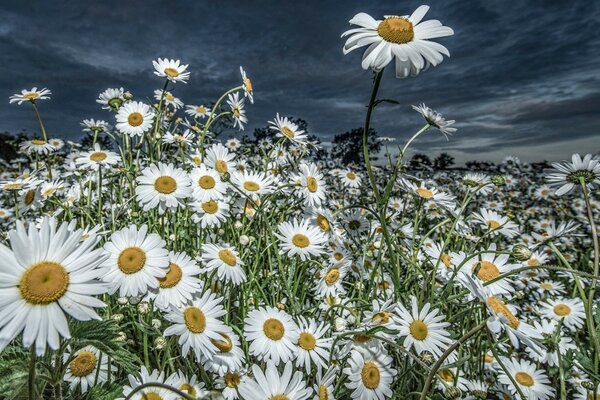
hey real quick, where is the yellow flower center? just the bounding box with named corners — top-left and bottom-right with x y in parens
top-left (409, 320), bottom-right (428, 340)
top-left (438, 369), bottom-right (454, 382)
top-left (487, 296), bottom-right (520, 329)
top-left (31, 139), bottom-right (47, 145)
top-left (244, 77), bottom-right (253, 93)
top-left (298, 332), bottom-right (317, 350)
top-left (19, 262), bottom-right (69, 305)
top-left (141, 392), bottom-right (163, 400)
top-left (473, 261), bottom-right (500, 282)
top-left (218, 249), bottom-right (237, 266)
top-left (89, 152), bottom-right (107, 162)
top-left (179, 384), bottom-right (197, 397)
top-left (377, 17), bottom-right (415, 44)
top-left (184, 307), bottom-right (206, 333)
top-left (346, 172), bottom-right (356, 180)
top-left (307, 176), bottom-right (318, 193)
top-left (325, 268), bottom-right (340, 285)
top-left (164, 67), bottom-right (180, 77)
top-left (24, 92), bottom-right (40, 101)
top-left (263, 318), bottom-right (285, 340)
top-left (154, 176), bottom-right (177, 194)
top-left (271, 395), bottom-right (289, 400)
top-left (515, 372), bottom-right (534, 387)
top-left (243, 181), bottom-right (260, 192)
top-left (553, 304), bottom-right (571, 316)
top-left (281, 126), bottom-right (295, 139)
top-left (211, 333), bottom-right (234, 352)
top-left (527, 258), bottom-right (540, 266)
top-left (118, 247), bottom-right (146, 274)
top-left (488, 220), bottom-right (501, 229)
top-left (24, 189), bottom-right (36, 205)
top-left (316, 215), bottom-right (331, 232)
top-left (333, 252), bottom-right (344, 261)
top-left (224, 372), bottom-right (241, 388)
top-left (319, 385), bottom-right (328, 400)
top-left (165, 94), bottom-right (174, 101)
top-left (70, 351), bottom-right (97, 377)
top-left (361, 362), bottom-right (381, 389)
top-left (354, 334), bottom-right (372, 343)
top-left (198, 175), bottom-right (216, 189)
top-left (196, 106), bottom-right (206, 113)
top-left (540, 283), bottom-right (553, 290)
top-left (128, 112), bottom-right (144, 127)
top-left (372, 311), bottom-right (390, 325)
top-left (201, 200), bottom-right (218, 214)
top-left (292, 234), bottom-right (310, 248)
top-left (441, 253), bottom-right (452, 268)
top-left (215, 160), bottom-right (228, 174)
top-left (158, 263), bottom-right (182, 288)
top-left (416, 188), bottom-right (433, 199)
top-left (484, 354), bottom-right (494, 363)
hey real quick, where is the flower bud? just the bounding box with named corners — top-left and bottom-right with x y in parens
top-left (444, 387), bottom-right (462, 400)
top-left (137, 301), bottom-right (150, 314)
top-left (111, 313), bottom-right (124, 322)
top-left (511, 244), bottom-right (532, 261)
top-left (128, 296), bottom-right (141, 305)
top-left (334, 317), bottom-right (348, 332)
top-left (491, 175), bottom-right (505, 186)
top-left (581, 381), bottom-right (596, 391)
top-left (239, 235), bottom-right (250, 245)
top-left (117, 297), bottom-right (129, 305)
top-left (154, 336), bottom-right (167, 350)
top-left (151, 319), bottom-right (162, 329)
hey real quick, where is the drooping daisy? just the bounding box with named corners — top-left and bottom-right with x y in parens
top-left (227, 92), bottom-right (247, 130)
top-left (75, 143), bottom-right (121, 171)
top-left (412, 104), bottom-right (457, 138)
top-left (342, 5), bottom-right (454, 78)
top-left (275, 219), bottom-right (328, 260)
top-left (343, 347), bottom-right (397, 400)
top-left (230, 170), bottom-right (275, 200)
top-left (135, 163), bottom-right (192, 214)
top-left (295, 317), bottom-right (333, 374)
top-left (185, 104), bottom-right (212, 119)
top-left (498, 358), bottom-right (555, 400)
top-left (269, 113), bottom-right (308, 145)
top-left (163, 290), bottom-right (228, 361)
top-left (96, 87), bottom-right (125, 110)
top-left (547, 153), bottom-right (600, 196)
top-left (459, 243), bottom-right (518, 297)
top-left (295, 162), bottom-right (327, 207)
top-left (153, 89), bottom-right (184, 109)
top-left (19, 139), bottom-right (56, 155)
top-left (146, 251), bottom-right (202, 311)
top-left (203, 331), bottom-right (245, 375)
top-left (313, 367), bottom-right (338, 400)
top-left (244, 306), bottom-right (300, 365)
top-left (205, 142), bottom-right (236, 175)
top-left (152, 58), bottom-right (190, 83)
top-left (162, 129), bottom-right (195, 146)
top-left (239, 362), bottom-right (311, 400)
top-left (115, 101), bottom-right (155, 137)
top-left (101, 224), bottom-right (169, 297)
top-left (189, 165), bottom-right (228, 201)
top-left (9, 87), bottom-right (52, 104)
top-left (81, 118), bottom-right (111, 133)
top-left (200, 243), bottom-right (246, 285)
top-left (541, 297), bottom-right (586, 331)
top-left (240, 66), bottom-right (254, 104)
top-left (63, 345), bottom-right (109, 393)
top-left (0, 218), bottom-right (107, 355)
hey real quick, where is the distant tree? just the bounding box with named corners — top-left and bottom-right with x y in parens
top-left (0, 132), bottom-right (26, 162)
top-left (330, 128), bottom-right (381, 165)
top-left (465, 160), bottom-right (495, 171)
top-left (433, 153), bottom-right (454, 170)
top-left (409, 153), bottom-right (432, 170)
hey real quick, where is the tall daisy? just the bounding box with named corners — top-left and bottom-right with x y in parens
top-left (275, 219), bottom-right (328, 260)
top-left (9, 87), bottom-right (52, 104)
top-left (205, 143), bottom-right (236, 175)
top-left (227, 92), bottom-right (247, 130)
top-left (269, 113), bottom-right (308, 145)
top-left (295, 162), bottom-right (327, 207)
top-left (75, 143), bottom-right (121, 171)
top-left (152, 58), bottom-right (190, 83)
top-left (101, 224), bottom-right (169, 297)
top-left (135, 163), bottom-right (192, 214)
top-left (0, 218), bottom-right (107, 355)
top-left (240, 66), bottom-right (254, 104)
top-left (244, 306), bottom-right (300, 365)
top-left (546, 153), bottom-right (600, 195)
top-left (115, 101), bottom-right (155, 137)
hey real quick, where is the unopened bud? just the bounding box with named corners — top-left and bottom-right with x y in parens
top-left (511, 244), bottom-right (532, 261)
top-left (154, 336), bottom-right (167, 350)
top-left (444, 387), bottom-right (462, 400)
top-left (491, 175), bottom-right (505, 186)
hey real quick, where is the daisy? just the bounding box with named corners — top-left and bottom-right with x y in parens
top-left (190, 198), bottom-right (231, 228)
top-left (0, 218), bottom-right (107, 355)
top-left (172, 372), bottom-right (207, 400)
top-left (244, 306), bottom-right (300, 365)
top-left (185, 104), bottom-right (212, 119)
top-left (342, 5), bottom-right (454, 78)
top-left (152, 58), bottom-right (190, 83)
top-left (101, 224), bottom-right (169, 297)
top-left (459, 243), bottom-right (518, 297)
top-left (230, 170), bottom-right (275, 200)
top-left (216, 370), bottom-right (246, 400)
top-left (240, 66), bottom-right (254, 104)
top-left (154, 89), bottom-right (184, 109)
top-left (146, 251), bottom-right (202, 311)
top-left (269, 113), bottom-right (308, 145)
top-left (163, 290), bottom-right (228, 361)
top-left (239, 362), bottom-right (311, 400)
top-left (63, 345), bottom-right (109, 393)
top-left (547, 153), bottom-right (600, 195)
top-left (394, 296), bottom-right (453, 357)
top-left (162, 129), bottom-right (195, 146)
top-left (313, 367), bottom-right (338, 400)
top-left (498, 358), bottom-right (555, 400)
top-left (96, 87), bottom-right (125, 110)
top-left (314, 264), bottom-right (349, 298)
top-left (19, 139), bottom-right (56, 155)
top-left (227, 92), bottom-right (247, 130)
top-left (115, 101), bottom-right (155, 137)
top-left (472, 208), bottom-right (519, 238)
top-left (295, 162), bottom-right (327, 207)
top-left (225, 137), bottom-right (241, 151)
top-left (343, 347), bottom-right (397, 400)
top-left (81, 118), bottom-right (111, 133)
top-left (118, 366), bottom-right (178, 400)
top-left (339, 169), bottom-right (362, 188)
top-left (189, 165), bottom-right (228, 201)
top-left (462, 172), bottom-right (492, 194)
top-left (75, 144), bottom-right (121, 171)
top-left (135, 163), bottom-right (192, 214)
top-left (205, 142), bottom-right (236, 175)
top-left (48, 138), bottom-right (64, 150)
top-left (9, 87), bottom-right (52, 104)
top-left (275, 219), bottom-right (328, 260)
top-left (204, 331), bottom-right (245, 375)
top-left (200, 243), bottom-right (246, 285)
top-left (295, 317), bottom-right (333, 374)
top-left (541, 297), bottom-right (586, 331)
top-left (412, 104), bottom-right (457, 137)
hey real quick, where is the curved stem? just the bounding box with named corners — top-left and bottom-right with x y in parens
top-left (363, 70), bottom-right (384, 203)
top-left (123, 382), bottom-right (196, 400)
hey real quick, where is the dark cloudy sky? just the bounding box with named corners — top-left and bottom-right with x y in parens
top-left (1, 0), bottom-right (599, 164)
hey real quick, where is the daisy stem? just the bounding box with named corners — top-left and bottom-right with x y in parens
top-left (199, 86), bottom-right (243, 151)
top-left (554, 319), bottom-right (567, 400)
top-left (418, 321), bottom-right (486, 400)
top-left (31, 102), bottom-right (48, 143)
top-left (486, 330), bottom-right (527, 400)
top-left (13, 191), bottom-right (19, 219)
top-left (400, 124), bottom-right (431, 158)
top-left (362, 70), bottom-right (383, 203)
top-left (28, 346), bottom-right (36, 400)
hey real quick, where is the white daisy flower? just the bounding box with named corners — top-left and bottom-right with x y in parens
top-left (9, 87), bottom-right (52, 104)
top-left (295, 162), bottom-right (327, 207)
top-left (75, 144), bottom-right (121, 171)
top-left (244, 306), bottom-right (300, 365)
top-left (189, 165), bottom-right (228, 202)
top-left (343, 347), bottom-right (397, 400)
top-left (152, 58), bottom-right (190, 83)
top-left (295, 317), bottom-right (333, 374)
top-left (135, 163), bottom-right (192, 214)
top-left (239, 362), bottom-right (311, 400)
top-left (547, 153), bottom-right (600, 196)
top-left (63, 345), bottom-right (109, 393)
top-left (269, 113), bottom-right (308, 145)
top-left (412, 103), bottom-right (456, 138)
top-left (240, 66), bottom-right (254, 104)
top-left (459, 243), bottom-right (518, 297)
top-left (541, 297), bottom-right (586, 331)
top-left (275, 219), bottom-right (328, 260)
top-left (115, 101), bottom-right (155, 137)
top-left (498, 358), bottom-right (555, 400)
top-left (81, 118), bottom-right (111, 132)
top-left (339, 169), bottom-right (362, 188)
top-left (0, 218), bottom-right (107, 355)
top-left (101, 224), bottom-right (169, 297)
top-left (472, 208), bottom-right (519, 238)
top-left (190, 198), bottom-right (231, 229)
top-left (205, 143), bottom-right (236, 175)
top-left (230, 170), bottom-right (275, 200)
top-left (342, 5), bottom-right (454, 78)
top-left (200, 243), bottom-right (246, 285)
top-left (227, 92), bottom-right (247, 130)
top-left (96, 87), bottom-right (125, 110)
top-left (118, 366), bottom-right (178, 400)
top-left (19, 139), bottom-right (56, 155)
top-left (185, 104), bottom-right (212, 119)
top-left (203, 331), bottom-right (245, 375)
top-left (154, 89), bottom-right (184, 109)
top-left (162, 129), bottom-right (195, 146)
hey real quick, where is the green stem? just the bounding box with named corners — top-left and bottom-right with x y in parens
top-left (28, 347), bottom-right (37, 400)
top-left (362, 70), bottom-right (384, 203)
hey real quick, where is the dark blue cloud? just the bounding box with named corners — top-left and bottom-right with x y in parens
top-left (1, 0), bottom-right (598, 163)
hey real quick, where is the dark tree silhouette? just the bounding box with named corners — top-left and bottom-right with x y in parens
top-left (433, 153), bottom-right (455, 170)
top-left (330, 128), bottom-right (381, 165)
top-left (409, 153), bottom-right (432, 170)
